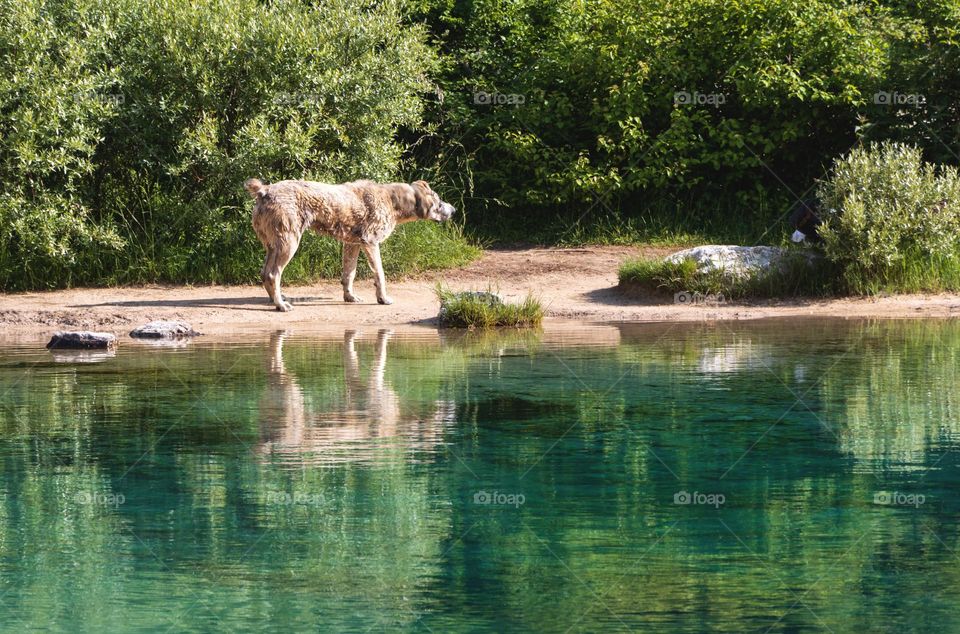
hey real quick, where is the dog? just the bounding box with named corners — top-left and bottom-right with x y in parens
top-left (245, 178), bottom-right (456, 311)
top-left (789, 198), bottom-right (823, 243)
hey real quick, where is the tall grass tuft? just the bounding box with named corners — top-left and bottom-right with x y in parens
top-left (436, 286), bottom-right (543, 328)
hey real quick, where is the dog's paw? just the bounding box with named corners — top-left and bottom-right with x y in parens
top-left (344, 293), bottom-right (363, 303)
top-left (275, 301), bottom-right (294, 312)
top-left (377, 296), bottom-right (395, 305)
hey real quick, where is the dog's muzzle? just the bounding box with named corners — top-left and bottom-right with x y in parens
top-left (439, 202), bottom-right (456, 220)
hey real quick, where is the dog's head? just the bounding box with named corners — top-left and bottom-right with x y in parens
top-left (412, 181), bottom-right (456, 222)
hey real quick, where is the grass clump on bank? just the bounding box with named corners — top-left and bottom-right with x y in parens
top-left (436, 286), bottom-right (543, 328)
top-left (618, 252), bottom-right (837, 300)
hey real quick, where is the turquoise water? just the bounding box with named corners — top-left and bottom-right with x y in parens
top-left (1, 320), bottom-right (959, 632)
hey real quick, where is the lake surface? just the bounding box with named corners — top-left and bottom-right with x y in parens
top-left (1, 320), bottom-right (959, 632)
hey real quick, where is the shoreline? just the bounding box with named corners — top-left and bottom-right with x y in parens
top-left (3, 246), bottom-right (959, 339)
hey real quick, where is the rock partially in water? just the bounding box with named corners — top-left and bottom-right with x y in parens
top-left (47, 331), bottom-right (117, 350)
top-left (130, 320), bottom-right (200, 339)
top-left (665, 245), bottom-right (821, 278)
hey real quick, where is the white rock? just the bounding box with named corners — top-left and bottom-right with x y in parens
top-left (664, 245), bottom-right (819, 279)
top-left (130, 320), bottom-right (200, 339)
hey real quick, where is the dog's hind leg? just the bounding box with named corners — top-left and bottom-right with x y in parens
top-left (261, 247), bottom-right (279, 305)
top-left (361, 243), bottom-right (393, 305)
top-left (263, 238), bottom-right (299, 312)
top-left (341, 243), bottom-right (362, 303)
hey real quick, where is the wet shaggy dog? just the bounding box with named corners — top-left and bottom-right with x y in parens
top-left (245, 178), bottom-right (456, 311)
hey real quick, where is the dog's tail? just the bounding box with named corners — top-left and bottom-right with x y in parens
top-left (244, 178), bottom-right (267, 198)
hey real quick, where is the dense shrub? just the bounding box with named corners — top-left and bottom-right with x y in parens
top-left (818, 142), bottom-right (960, 293)
top-left (0, 0), bottom-right (476, 290)
top-left (0, 0), bottom-right (124, 288)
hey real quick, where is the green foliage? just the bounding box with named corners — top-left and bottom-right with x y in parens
top-left (859, 1), bottom-right (960, 165)
top-left (379, 222), bottom-right (481, 278)
top-left (0, 0), bottom-right (125, 288)
top-left (475, 193), bottom-right (785, 246)
top-left (412, 0), bottom-right (908, 239)
top-left (436, 285), bottom-right (543, 328)
top-left (619, 141), bottom-right (960, 299)
top-left (406, 0), bottom-right (960, 243)
top-left (818, 142), bottom-right (960, 293)
top-left (0, 0), bottom-right (474, 290)
top-left (618, 253), bottom-right (836, 299)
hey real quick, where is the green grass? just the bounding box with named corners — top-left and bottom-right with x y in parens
top-left (436, 286), bottom-right (544, 328)
top-left (837, 250), bottom-right (960, 295)
top-left (467, 194), bottom-right (791, 247)
top-left (618, 253), bottom-right (838, 300)
top-left (618, 249), bottom-right (960, 300)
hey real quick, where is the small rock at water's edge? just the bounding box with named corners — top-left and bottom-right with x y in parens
top-left (47, 331), bottom-right (117, 350)
top-left (130, 320), bottom-right (200, 339)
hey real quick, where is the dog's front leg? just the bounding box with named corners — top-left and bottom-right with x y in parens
top-left (342, 243), bottom-right (363, 302)
top-left (361, 243), bottom-right (393, 305)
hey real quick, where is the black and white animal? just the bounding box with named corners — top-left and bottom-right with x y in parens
top-left (789, 199), bottom-right (823, 243)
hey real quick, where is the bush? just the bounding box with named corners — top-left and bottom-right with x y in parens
top-left (0, 0), bottom-right (475, 290)
top-left (0, 0), bottom-right (125, 288)
top-left (818, 142), bottom-right (960, 293)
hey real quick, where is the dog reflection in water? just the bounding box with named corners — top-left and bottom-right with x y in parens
top-left (258, 329), bottom-right (453, 464)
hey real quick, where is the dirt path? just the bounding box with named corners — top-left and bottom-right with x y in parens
top-left (3, 246), bottom-right (960, 337)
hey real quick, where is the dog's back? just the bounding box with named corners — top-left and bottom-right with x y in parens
top-left (247, 178), bottom-right (393, 245)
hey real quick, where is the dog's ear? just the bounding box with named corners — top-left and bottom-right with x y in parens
top-left (409, 181), bottom-right (430, 217)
